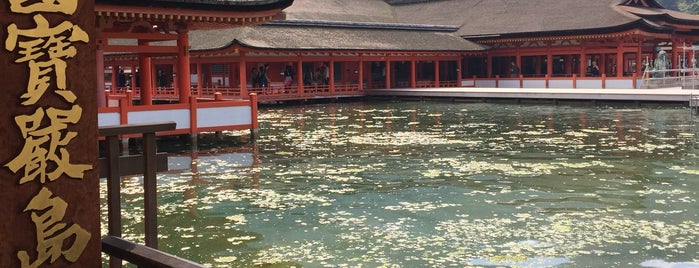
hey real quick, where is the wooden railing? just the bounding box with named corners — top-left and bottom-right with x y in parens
top-left (99, 121), bottom-right (206, 268)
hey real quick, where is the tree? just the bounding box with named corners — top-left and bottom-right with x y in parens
top-left (657, 0), bottom-right (679, 10)
top-left (679, 0), bottom-right (699, 14)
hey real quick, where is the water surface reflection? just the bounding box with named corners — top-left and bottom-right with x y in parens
top-left (102, 101), bottom-right (699, 267)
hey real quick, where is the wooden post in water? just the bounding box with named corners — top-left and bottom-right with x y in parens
top-left (0, 0), bottom-right (100, 266)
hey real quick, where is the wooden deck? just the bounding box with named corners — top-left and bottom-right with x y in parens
top-left (366, 87), bottom-right (699, 103)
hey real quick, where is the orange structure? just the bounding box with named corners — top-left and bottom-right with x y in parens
top-left (96, 0), bottom-right (293, 106)
top-left (101, 0), bottom-right (699, 105)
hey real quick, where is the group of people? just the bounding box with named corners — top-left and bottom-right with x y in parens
top-left (251, 64), bottom-right (270, 88)
top-left (303, 63), bottom-right (330, 86)
top-left (251, 64), bottom-right (300, 89)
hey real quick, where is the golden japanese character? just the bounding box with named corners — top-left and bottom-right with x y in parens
top-left (9, 0), bottom-right (77, 15)
top-left (5, 14), bottom-right (88, 104)
top-left (17, 187), bottom-right (91, 268)
top-left (5, 105), bottom-right (92, 184)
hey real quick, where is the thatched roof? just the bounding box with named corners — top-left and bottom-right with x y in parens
top-left (189, 23), bottom-right (486, 52)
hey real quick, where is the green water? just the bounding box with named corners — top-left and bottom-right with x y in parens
top-left (102, 100), bottom-right (699, 267)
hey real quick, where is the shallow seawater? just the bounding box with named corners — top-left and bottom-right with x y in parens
top-left (102, 100), bottom-right (699, 267)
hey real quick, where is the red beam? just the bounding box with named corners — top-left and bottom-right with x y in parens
top-left (102, 32), bottom-right (179, 41)
top-left (103, 45), bottom-right (178, 54)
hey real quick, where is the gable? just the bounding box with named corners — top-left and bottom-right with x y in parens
top-left (620, 0), bottom-right (665, 9)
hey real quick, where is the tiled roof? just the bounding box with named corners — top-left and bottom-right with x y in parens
top-left (189, 23), bottom-right (486, 52)
top-left (95, 0), bottom-right (293, 11)
top-left (387, 0), bottom-right (695, 38)
top-left (282, 0), bottom-right (398, 23)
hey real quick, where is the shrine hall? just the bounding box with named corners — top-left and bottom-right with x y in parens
top-left (100, 0), bottom-right (699, 106)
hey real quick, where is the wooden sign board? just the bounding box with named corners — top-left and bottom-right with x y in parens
top-left (0, 0), bottom-right (99, 267)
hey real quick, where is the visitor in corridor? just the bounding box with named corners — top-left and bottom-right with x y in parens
top-left (251, 67), bottom-right (260, 88)
top-left (510, 62), bottom-right (520, 78)
top-left (283, 65), bottom-right (295, 89)
top-left (590, 61), bottom-right (601, 76)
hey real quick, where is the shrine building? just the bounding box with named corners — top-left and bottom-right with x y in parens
top-left (100, 0), bottom-right (699, 104)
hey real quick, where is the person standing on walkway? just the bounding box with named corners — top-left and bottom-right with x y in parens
top-left (510, 62), bottom-right (520, 78)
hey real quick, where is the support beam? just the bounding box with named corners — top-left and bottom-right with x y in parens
top-left (240, 60), bottom-right (249, 97)
top-left (97, 38), bottom-right (106, 108)
top-left (139, 41), bottom-right (153, 105)
top-left (385, 59), bottom-right (391, 89)
top-left (434, 60), bottom-right (440, 87)
top-left (178, 30), bottom-right (191, 103)
top-left (329, 59), bottom-right (335, 94)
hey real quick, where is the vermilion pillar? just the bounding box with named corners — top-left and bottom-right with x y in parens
top-left (196, 63), bottom-right (202, 96)
top-left (239, 60), bottom-right (248, 97)
top-left (358, 59), bottom-right (364, 90)
top-left (297, 59), bottom-right (304, 93)
top-left (410, 60), bottom-right (416, 87)
top-left (177, 30), bottom-right (191, 103)
top-left (329, 59), bottom-right (335, 93)
top-left (617, 46), bottom-right (624, 77)
top-left (96, 38), bottom-right (106, 107)
top-left (581, 55), bottom-right (588, 77)
top-left (457, 58), bottom-right (463, 86)
top-left (139, 41), bottom-right (153, 105)
top-left (434, 60), bottom-right (440, 87)
top-left (385, 60), bottom-right (391, 89)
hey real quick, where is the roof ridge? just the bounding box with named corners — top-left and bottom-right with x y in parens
top-left (266, 19), bottom-right (459, 32)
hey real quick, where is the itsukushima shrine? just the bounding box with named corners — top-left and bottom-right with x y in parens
top-left (4, 0), bottom-right (699, 267)
top-left (100, 0), bottom-right (699, 126)
top-left (1, 0), bottom-right (293, 267)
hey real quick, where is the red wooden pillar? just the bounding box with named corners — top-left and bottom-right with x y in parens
top-left (239, 60), bottom-right (248, 97)
top-left (487, 55), bottom-right (493, 78)
top-left (358, 59), bottom-right (364, 91)
top-left (297, 58), bottom-right (304, 93)
top-left (565, 55), bottom-right (573, 75)
top-left (196, 62), bottom-right (202, 96)
top-left (329, 59), bottom-right (336, 93)
top-left (177, 30), bottom-right (191, 103)
top-left (385, 60), bottom-right (391, 89)
top-left (636, 42), bottom-right (643, 75)
top-left (672, 39), bottom-right (679, 70)
top-left (139, 41), bottom-right (153, 105)
top-left (546, 53), bottom-right (553, 78)
top-left (580, 51), bottom-right (587, 78)
top-left (110, 64), bottom-right (117, 92)
top-left (96, 38), bottom-right (106, 108)
top-left (535, 56), bottom-right (542, 76)
top-left (617, 45), bottom-right (624, 77)
top-left (410, 60), bottom-right (416, 88)
top-left (457, 58), bottom-right (463, 87)
top-left (434, 60), bottom-right (440, 87)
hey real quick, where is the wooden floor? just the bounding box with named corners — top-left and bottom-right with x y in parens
top-left (366, 87), bottom-right (699, 103)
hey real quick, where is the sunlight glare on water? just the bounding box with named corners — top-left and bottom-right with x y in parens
top-left (102, 101), bottom-right (699, 267)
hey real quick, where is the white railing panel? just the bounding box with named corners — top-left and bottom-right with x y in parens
top-left (549, 80), bottom-right (574, 89)
top-left (499, 80), bottom-right (519, 88)
top-left (197, 106), bottom-right (252, 128)
top-left (98, 112), bottom-right (121, 127)
top-left (128, 109), bottom-right (191, 129)
top-left (523, 80), bottom-right (546, 88)
top-left (606, 79), bottom-right (634, 89)
top-left (476, 80), bottom-right (497, 88)
top-left (578, 80), bottom-right (603, 89)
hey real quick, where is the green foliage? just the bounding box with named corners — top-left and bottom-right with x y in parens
top-left (657, 0), bottom-right (679, 10)
top-left (678, 0), bottom-right (699, 14)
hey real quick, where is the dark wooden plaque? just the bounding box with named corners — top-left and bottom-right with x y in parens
top-left (0, 0), bottom-right (99, 267)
